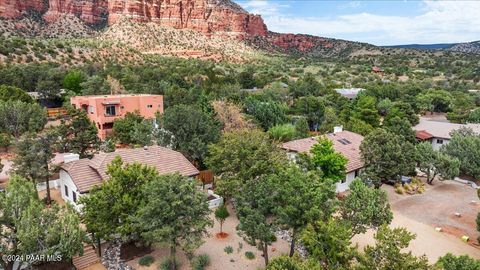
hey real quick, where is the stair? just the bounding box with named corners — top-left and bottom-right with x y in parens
top-left (73, 245), bottom-right (100, 270)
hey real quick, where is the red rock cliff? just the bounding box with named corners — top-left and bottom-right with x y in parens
top-left (0, 0), bottom-right (268, 38)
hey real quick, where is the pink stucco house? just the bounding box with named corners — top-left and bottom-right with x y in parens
top-left (70, 94), bottom-right (164, 140)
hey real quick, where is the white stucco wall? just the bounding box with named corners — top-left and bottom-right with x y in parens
top-left (336, 171), bottom-right (357, 193)
top-left (430, 137), bottom-right (449, 150)
top-left (59, 170), bottom-right (83, 210)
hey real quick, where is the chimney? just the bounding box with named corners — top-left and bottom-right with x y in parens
top-left (64, 153), bottom-right (80, 163)
top-left (334, 125), bottom-right (343, 134)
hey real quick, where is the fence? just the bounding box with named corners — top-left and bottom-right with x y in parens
top-left (47, 107), bottom-right (67, 118)
top-left (197, 170), bottom-right (214, 185)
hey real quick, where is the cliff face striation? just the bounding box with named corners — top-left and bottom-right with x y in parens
top-left (0, 0), bottom-right (267, 38)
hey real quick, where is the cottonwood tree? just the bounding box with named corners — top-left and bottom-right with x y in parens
top-left (0, 100), bottom-right (47, 139)
top-left (135, 173), bottom-right (212, 269)
top-left (236, 177), bottom-right (276, 266)
top-left (0, 176), bottom-right (85, 270)
top-left (80, 158), bottom-right (158, 240)
top-left (310, 137), bottom-right (348, 182)
top-left (12, 133), bottom-right (56, 204)
top-left (270, 165), bottom-right (336, 257)
top-left (415, 142), bottom-right (460, 184)
top-left (360, 128), bottom-right (416, 187)
top-left (56, 108), bottom-right (100, 158)
top-left (339, 180), bottom-right (393, 238)
top-left (356, 225), bottom-right (429, 270)
top-left (205, 129), bottom-right (287, 199)
top-left (157, 104), bottom-right (221, 165)
top-left (301, 218), bottom-right (356, 269)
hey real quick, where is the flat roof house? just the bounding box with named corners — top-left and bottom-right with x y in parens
top-left (413, 118), bottom-right (480, 150)
top-left (70, 94), bottom-right (163, 140)
top-left (281, 128), bottom-right (364, 193)
top-left (59, 146), bottom-right (199, 209)
top-left (334, 88), bottom-right (365, 100)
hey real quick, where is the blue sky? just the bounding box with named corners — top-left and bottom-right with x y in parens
top-left (236, 1), bottom-right (480, 45)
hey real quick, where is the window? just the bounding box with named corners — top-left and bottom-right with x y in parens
top-left (437, 139), bottom-right (444, 144)
top-left (89, 106), bottom-right (94, 114)
top-left (105, 105), bottom-right (116, 116)
top-left (341, 178), bottom-right (346, 183)
top-left (72, 192), bottom-right (77, 203)
top-left (354, 170), bottom-right (359, 178)
top-left (147, 104), bottom-right (153, 108)
top-left (64, 185), bottom-right (69, 197)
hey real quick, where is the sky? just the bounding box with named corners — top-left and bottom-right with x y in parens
top-left (236, 0), bottom-right (480, 46)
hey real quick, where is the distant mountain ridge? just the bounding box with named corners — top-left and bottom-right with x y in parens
top-left (385, 41), bottom-right (480, 54)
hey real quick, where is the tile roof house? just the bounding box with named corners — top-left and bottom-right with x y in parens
top-left (413, 118), bottom-right (480, 150)
top-left (281, 128), bottom-right (364, 193)
top-left (59, 146), bottom-right (199, 209)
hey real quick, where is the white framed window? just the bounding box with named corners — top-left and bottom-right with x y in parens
top-left (105, 105), bottom-right (116, 116)
top-left (437, 139), bottom-right (443, 144)
top-left (64, 185), bottom-right (69, 197)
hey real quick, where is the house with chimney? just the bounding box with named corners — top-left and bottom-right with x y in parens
top-left (281, 127), bottom-right (364, 193)
top-left (59, 146), bottom-right (200, 209)
top-left (413, 118), bottom-right (480, 150)
top-left (70, 94), bottom-right (163, 140)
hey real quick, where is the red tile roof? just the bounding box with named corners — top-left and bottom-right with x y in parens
top-left (415, 130), bottom-right (434, 140)
top-left (61, 146), bottom-right (199, 193)
top-left (281, 131), bottom-right (364, 173)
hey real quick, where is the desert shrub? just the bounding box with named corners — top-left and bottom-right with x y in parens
top-left (395, 185), bottom-right (404, 194)
top-left (268, 124), bottom-right (297, 142)
top-left (245, 251), bottom-right (255, 260)
top-left (224, 246), bottom-right (233, 254)
top-left (159, 258), bottom-right (179, 270)
top-left (138, 255), bottom-right (154, 266)
top-left (191, 254), bottom-right (210, 270)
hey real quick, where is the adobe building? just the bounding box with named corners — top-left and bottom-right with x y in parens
top-left (70, 94), bottom-right (163, 139)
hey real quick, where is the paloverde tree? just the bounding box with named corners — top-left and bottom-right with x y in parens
top-left (415, 142), bottom-right (460, 184)
top-left (0, 100), bottom-right (47, 139)
top-left (205, 129), bottom-right (287, 199)
top-left (56, 108), bottom-right (100, 158)
top-left (0, 176), bottom-right (85, 270)
top-left (12, 132), bottom-right (56, 204)
top-left (360, 128), bottom-right (416, 187)
top-left (356, 225), bottom-right (429, 270)
top-left (310, 136), bottom-right (348, 182)
top-left (157, 104), bottom-right (221, 165)
top-left (135, 173), bottom-right (212, 270)
top-left (270, 165), bottom-right (336, 257)
top-left (339, 180), bottom-right (393, 238)
top-left (80, 157), bottom-right (159, 240)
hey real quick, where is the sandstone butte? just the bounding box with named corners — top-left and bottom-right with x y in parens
top-left (0, 0), bottom-right (331, 52)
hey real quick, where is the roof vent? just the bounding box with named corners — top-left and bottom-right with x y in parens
top-left (143, 146), bottom-right (148, 150)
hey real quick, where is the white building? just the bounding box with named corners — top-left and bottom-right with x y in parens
top-left (281, 127), bottom-right (364, 193)
top-left (59, 146), bottom-right (200, 210)
top-left (413, 118), bottom-right (480, 150)
top-left (334, 88), bottom-right (365, 100)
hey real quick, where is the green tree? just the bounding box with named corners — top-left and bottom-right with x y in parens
top-left (236, 177), bottom-right (276, 266)
top-left (80, 75), bottom-right (110, 95)
top-left (0, 100), bottom-right (47, 139)
top-left (112, 112), bottom-right (153, 146)
top-left (270, 165), bottom-right (336, 257)
top-left (290, 74), bottom-right (322, 98)
top-left (351, 95), bottom-right (380, 127)
top-left (356, 225), bottom-right (429, 270)
top-left (80, 158), bottom-right (159, 240)
top-left (268, 124), bottom-right (297, 142)
top-left (266, 256), bottom-right (321, 270)
top-left (244, 97), bottom-right (287, 130)
top-left (0, 176), bottom-right (85, 270)
top-left (416, 89), bottom-right (453, 113)
top-left (135, 173), bottom-right (212, 270)
top-left (302, 218), bottom-right (356, 269)
top-left (205, 130), bottom-right (287, 199)
top-left (63, 70), bottom-right (86, 93)
top-left (319, 107), bottom-right (341, 134)
top-left (56, 108), bottom-right (100, 158)
top-left (442, 128), bottom-right (480, 178)
top-left (385, 101), bottom-right (419, 126)
top-left (0, 85), bottom-right (33, 103)
top-left (294, 117), bottom-right (310, 138)
top-left (360, 129), bottom-right (416, 187)
top-left (158, 105), bottom-right (220, 165)
top-left (346, 118), bottom-right (374, 136)
top-left (377, 98), bottom-right (393, 116)
top-left (12, 133), bottom-right (56, 204)
top-left (339, 180), bottom-right (393, 237)
top-left (435, 253), bottom-right (480, 270)
top-left (293, 96), bottom-right (325, 131)
top-left (383, 116), bottom-right (416, 143)
top-left (416, 142), bottom-right (460, 184)
top-left (468, 108), bottom-right (480, 123)
top-left (310, 137), bottom-right (348, 182)
top-left (214, 204), bottom-right (230, 234)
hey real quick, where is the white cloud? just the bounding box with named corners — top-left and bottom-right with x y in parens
top-left (239, 0), bottom-right (480, 45)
